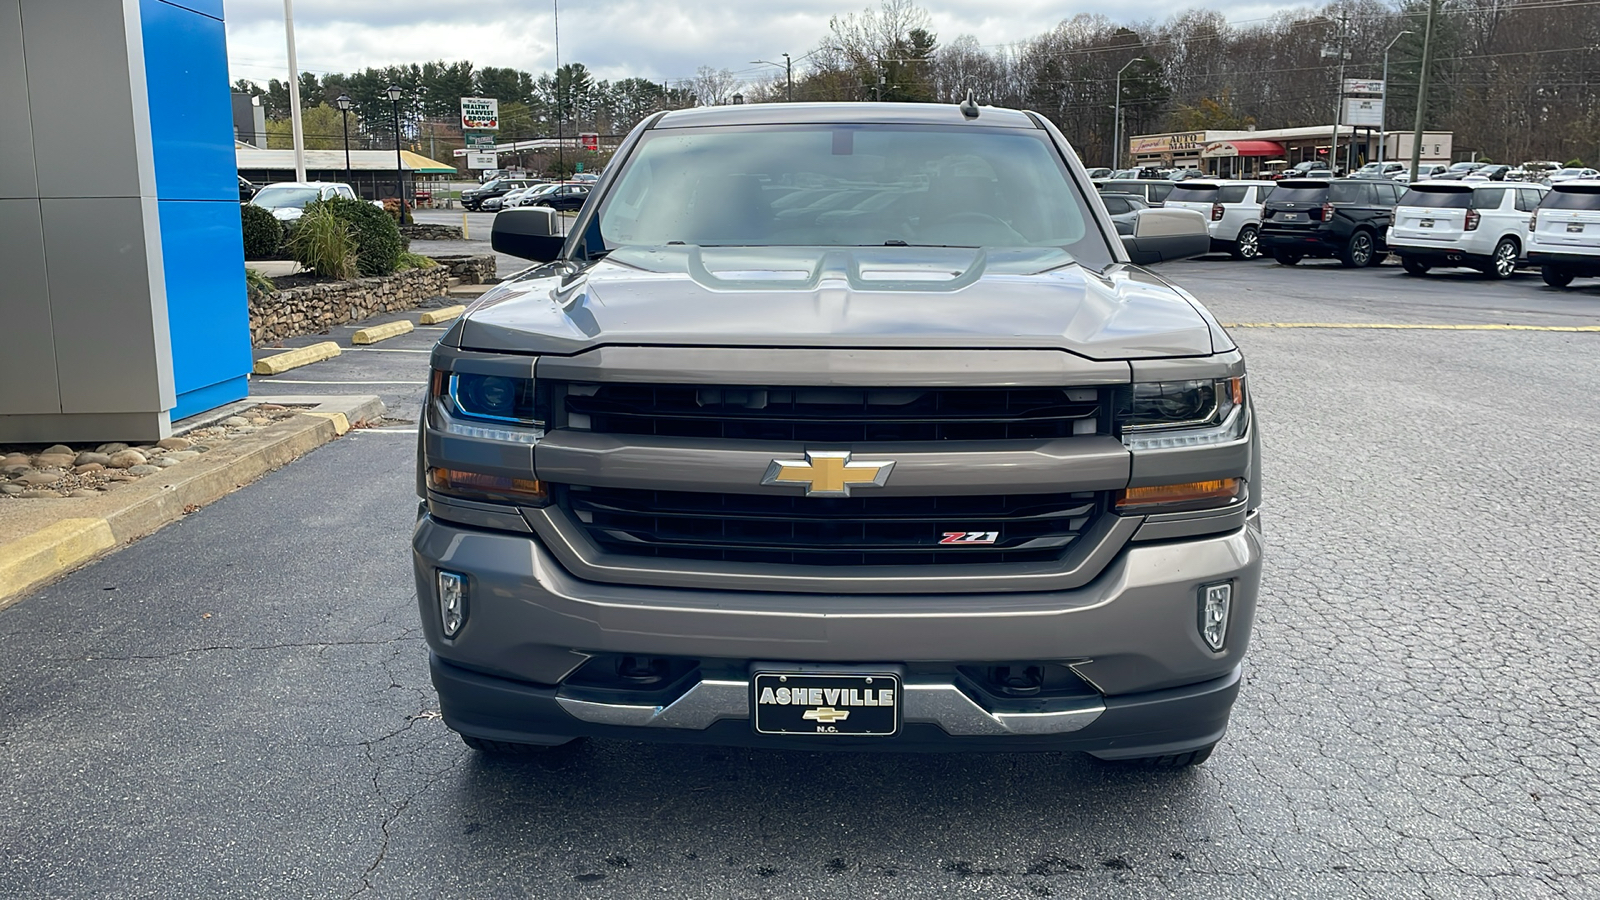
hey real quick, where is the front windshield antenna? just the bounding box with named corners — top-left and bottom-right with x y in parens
top-left (959, 90), bottom-right (980, 119)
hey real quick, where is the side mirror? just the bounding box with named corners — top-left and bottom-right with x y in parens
top-left (491, 207), bottom-right (565, 262)
top-left (1120, 207), bottom-right (1210, 265)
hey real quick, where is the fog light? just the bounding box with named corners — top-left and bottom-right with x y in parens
top-left (1199, 582), bottom-right (1231, 651)
top-left (438, 570), bottom-right (467, 638)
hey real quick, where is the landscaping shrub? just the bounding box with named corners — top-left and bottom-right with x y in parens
top-left (245, 268), bottom-right (277, 298)
top-left (313, 197), bottom-right (403, 276)
top-left (287, 204), bottom-right (357, 279)
top-left (395, 251), bottom-right (439, 271)
top-left (1567, 158), bottom-right (1585, 168)
top-left (240, 203), bottom-right (283, 260)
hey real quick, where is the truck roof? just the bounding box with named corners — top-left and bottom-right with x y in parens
top-left (651, 101), bottom-right (1040, 130)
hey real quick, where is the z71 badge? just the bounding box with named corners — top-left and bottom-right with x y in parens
top-left (940, 531), bottom-right (998, 545)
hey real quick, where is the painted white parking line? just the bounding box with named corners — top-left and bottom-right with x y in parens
top-left (344, 347), bottom-right (433, 354)
top-left (252, 379), bottom-right (428, 385)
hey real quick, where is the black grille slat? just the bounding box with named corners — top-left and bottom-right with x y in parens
top-left (559, 486), bottom-right (1103, 567)
top-left (563, 384), bottom-right (1102, 443)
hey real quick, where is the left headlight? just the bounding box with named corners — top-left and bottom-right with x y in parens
top-left (1116, 376), bottom-right (1246, 450)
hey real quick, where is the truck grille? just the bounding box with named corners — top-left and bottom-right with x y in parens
top-left (558, 485), bottom-right (1104, 566)
top-left (559, 384), bottom-right (1102, 442)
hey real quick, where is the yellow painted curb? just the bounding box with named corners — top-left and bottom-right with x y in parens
top-left (303, 411), bottom-right (352, 435)
top-left (352, 320), bottom-right (415, 344)
top-left (0, 518), bottom-right (117, 608)
top-left (419, 305), bottom-right (466, 325)
top-left (1223, 322), bottom-right (1600, 332)
top-left (254, 341), bottom-right (341, 375)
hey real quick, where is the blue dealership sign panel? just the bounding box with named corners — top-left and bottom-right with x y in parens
top-left (0, 0), bottom-right (248, 441)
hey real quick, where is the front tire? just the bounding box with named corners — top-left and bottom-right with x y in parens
top-left (1542, 265), bottom-right (1575, 288)
top-left (1272, 249), bottom-right (1302, 266)
top-left (1402, 257), bottom-right (1431, 276)
top-left (1340, 230), bottom-right (1374, 268)
top-left (1485, 238), bottom-right (1519, 279)
top-left (1230, 226), bottom-right (1261, 260)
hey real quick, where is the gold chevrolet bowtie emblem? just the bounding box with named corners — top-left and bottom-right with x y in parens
top-left (762, 450), bottom-right (895, 497)
top-left (803, 707), bottom-right (851, 725)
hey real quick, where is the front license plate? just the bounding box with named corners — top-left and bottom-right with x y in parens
top-left (753, 672), bottom-right (900, 736)
top-left (1569, 223), bottom-right (1585, 233)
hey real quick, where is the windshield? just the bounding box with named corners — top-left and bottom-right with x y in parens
top-left (592, 124), bottom-right (1102, 262)
top-left (251, 187), bottom-right (320, 210)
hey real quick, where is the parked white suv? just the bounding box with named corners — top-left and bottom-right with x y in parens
top-left (1527, 180), bottom-right (1600, 288)
top-left (1388, 182), bottom-right (1547, 278)
top-left (1162, 180), bottom-right (1277, 260)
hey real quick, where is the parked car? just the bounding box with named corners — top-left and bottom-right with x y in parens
top-left (435, 101), bottom-right (1256, 768)
top-left (1083, 166), bottom-right (1113, 180)
top-left (1096, 191), bottom-right (1150, 235)
top-left (1460, 164), bottom-right (1510, 182)
top-left (571, 172), bottom-right (600, 183)
top-left (1259, 177), bottom-right (1404, 266)
top-left (1097, 179), bottom-right (1177, 206)
top-left (492, 186), bottom-right (540, 210)
top-left (462, 176), bottom-right (539, 211)
top-left (238, 176), bottom-right (257, 202)
top-left (1508, 161), bottom-right (1561, 182)
top-left (1546, 167), bottom-right (1600, 185)
top-left (1166, 168), bottom-right (1206, 181)
top-left (1278, 161), bottom-right (1333, 181)
top-left (528, 182), bottom-right (591, 211)
top-left (1352, 162), bottom-right (1407, 180)
top-left (247, 181), bottom-right (358, 223)
top-left (1444, 161), bottom-right (1489, 179)
top-left (1527, 180), bottom-right (1600, 287)
top-left (1162, 180), bottom-right (1277, 260)
top-left (1387, 181), bottom-right (1548, 278)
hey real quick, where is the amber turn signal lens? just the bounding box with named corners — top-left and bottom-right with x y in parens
top-left (1116, 478), bottom-right (1241, 511)
top-left (427, 468), bottom-right (547, 504)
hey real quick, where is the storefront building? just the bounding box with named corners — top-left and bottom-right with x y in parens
top-left (1129, 126), bottom-right (1454, 178)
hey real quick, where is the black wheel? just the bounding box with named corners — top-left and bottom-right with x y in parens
top-left (1401, 257), bottom-right (1431, 276)
top-left (1104, 742), bottom-right (1217, 769)
top-left (1485, 238), bottom-right (1519, 279)
top-left (461, 734), bottom-right (569, 755)
top-left (1272, 249), bottom-right (1302, 266)
top-left (1340, 230), bottom-right (1374, 268)
top-left (1230, 226), bottom-right (1261, 260)
top-left (1542, 265), bottom-right (1575, 288)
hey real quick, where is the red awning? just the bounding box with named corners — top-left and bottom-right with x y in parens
top-left (1202, 140), bottom-right (1287, 159)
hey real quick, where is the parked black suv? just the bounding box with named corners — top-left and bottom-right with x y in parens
top-left (1259, 178), bottom-right (1404, 266)
top-left (1097, 179), bottom-right (1177, 206)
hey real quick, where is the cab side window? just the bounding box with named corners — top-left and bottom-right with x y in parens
top-left (1473, 188), bottom-right (1505, 210)
top-left (1514, 189), bottom-right (1542, 212)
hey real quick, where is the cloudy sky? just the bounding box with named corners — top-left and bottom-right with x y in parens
top-left (225, 0), bottom-right (1292, 88)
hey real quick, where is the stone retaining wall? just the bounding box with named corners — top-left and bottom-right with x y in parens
top-left (428, 254), bottom-right (498, 284)
top-left (249, 267), bottom-right (450, 346)
top-left (400, 223), bottom-right (465, 241)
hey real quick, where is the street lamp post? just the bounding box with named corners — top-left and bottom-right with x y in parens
top-left (1409, 0), bottom-right (1442, 182)
top-left (1378, 31), bottom-right (1413, 167)
top-left (751, 56), bottom-right (794, 102)
top-left (386, 84), bottom-right (406, 222)
top-left (1113, 58), bottom-right (1140, 171)
top-left (335, 93), bottom-right (353, 185)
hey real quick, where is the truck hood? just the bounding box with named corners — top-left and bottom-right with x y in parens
top-left (454, 246), bottom-right (1219, 360)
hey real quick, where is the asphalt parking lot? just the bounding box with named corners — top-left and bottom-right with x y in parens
top-left (3, 257), bottom-right (1599, 898)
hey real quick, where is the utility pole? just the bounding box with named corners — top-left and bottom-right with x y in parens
top-left (1113, 58), bottom-right (1139, 171)
top-left (553, 0), bottom-right (563, 177)
top-left (1379, 30), bottom-right (1413, 167)
top-left (785, 52), bottom-right (793, 102)
top-left (283, 0), bottom-right (306, 181)
top-left (1409, 0), bottom-right (1440, 182)
top-left (1325, 13), bottom-right (1350, 174)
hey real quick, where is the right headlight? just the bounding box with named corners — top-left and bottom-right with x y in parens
top-left (1115, 376), bottom-right (1247, 451)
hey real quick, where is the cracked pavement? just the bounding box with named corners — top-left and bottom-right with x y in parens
top-left (2, 260), bottom-right (1599, 897)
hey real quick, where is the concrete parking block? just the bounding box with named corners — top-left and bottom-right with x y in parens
top-left (254, 341), bottom-right (341, 375)
top-left (418, 305), bottom-right (466, 325)
top-left (445, 283), bottom-right (496, 300)
top-left (351, 321), bottom-right (415, 345)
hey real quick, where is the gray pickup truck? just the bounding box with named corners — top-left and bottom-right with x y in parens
top-left (414, 102), bottom-right (1262, 768)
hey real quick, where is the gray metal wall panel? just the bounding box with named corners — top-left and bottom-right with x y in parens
top-left (20, 0), bottom-right (155, 199)
top-left (40, 197), bottom-right (174, 413)
top-left (0, 199), bottom-right (60, 413)
top-left (0, 0), bottom-right (37, 199)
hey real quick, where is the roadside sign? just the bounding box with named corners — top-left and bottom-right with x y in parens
top-left (460, 97), bottom-right (499, 130)
top-left (575, 162), bottom-right (584, 173)
top-left (466, 152), bottom-right (497, 170)
top-left (580, 132), bottom-right (599, 151)
top-left (1344, 79), bottom-right (1384, 95)
top-left (464, 131), bottom-right (497, 151)
top-left (1343, 97), bottom-right (1384, 127)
